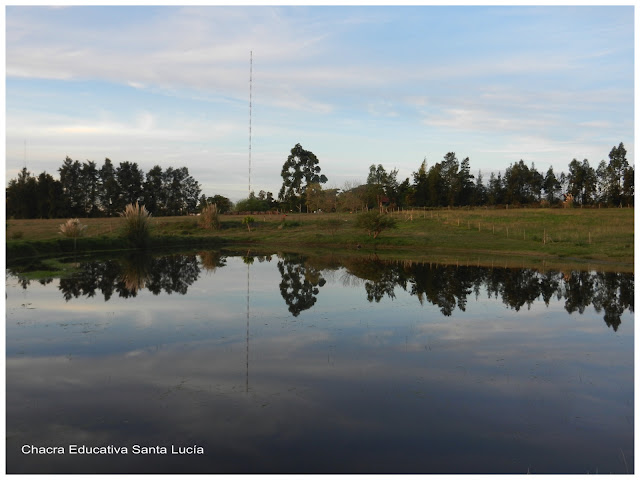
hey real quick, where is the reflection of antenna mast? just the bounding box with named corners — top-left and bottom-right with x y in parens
top-left (246, 259), bottom-right (250, 393)
top-left (248, 50), bottom-right (252, 195)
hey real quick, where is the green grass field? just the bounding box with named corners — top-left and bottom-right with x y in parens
top-left (6, 207), bottom-right (634, 272)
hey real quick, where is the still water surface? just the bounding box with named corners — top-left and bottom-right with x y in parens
top-left (6, 251), bottom-right (634, 473)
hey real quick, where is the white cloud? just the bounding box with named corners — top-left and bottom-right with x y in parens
top-left (5, 6), bottom-right (634, 199)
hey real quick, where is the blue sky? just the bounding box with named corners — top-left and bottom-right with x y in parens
top-left (5, 5), bottom-right (634, 202)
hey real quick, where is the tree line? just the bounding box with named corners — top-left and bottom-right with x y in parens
top-left (280, 142), bottom-right (633, 213)
top-left (6, 142), bottom-right (633, 219)
top-left (6, 156), bottom-right (207, 219)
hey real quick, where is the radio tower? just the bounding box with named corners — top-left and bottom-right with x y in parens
top-left (248, 51), bottom-right (252, 195)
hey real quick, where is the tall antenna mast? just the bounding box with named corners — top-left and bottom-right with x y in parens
top-left (248, 50), bottom-right (252, 195)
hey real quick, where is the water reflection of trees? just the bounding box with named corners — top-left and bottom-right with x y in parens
top-left (57, 253), bottom-right (202, 301)
top-left (340, 258), bottom-right (633, 331)
top-left (277, 255), bottom-right (326, 317)
top-left (10, 252), bottom-right (633, 330)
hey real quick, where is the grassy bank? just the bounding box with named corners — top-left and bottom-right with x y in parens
top-left (6, 207), bottom-right (634, 271)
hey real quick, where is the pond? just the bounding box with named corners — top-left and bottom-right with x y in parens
top-left (6, 251), bottom-right (634, 474)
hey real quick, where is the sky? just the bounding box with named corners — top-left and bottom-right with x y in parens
top-left (4, 4), bottom-right (635, 202)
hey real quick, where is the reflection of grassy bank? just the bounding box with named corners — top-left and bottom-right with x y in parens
top-left (6, 208), bottom-right (634, 271)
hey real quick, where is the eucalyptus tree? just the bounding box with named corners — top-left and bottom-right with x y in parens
top-left (278, 143), bottom-right (327, 212)
top-left (543, 166), bottom-right (562, 204)
top-left (622, 165), bottom-right (634, 206)
top-left (440, 152), bottom-right (460, 206)
top-left (598, 142), bottom-right (631, 206)
top-left (504, 160), bottom-right (533, 204)
top-left (567, 159), bottom-right (597, 205)
top-left (161, 166), bottom-right (201, 215)
top-left (366, 164), bottom-right (400, 209)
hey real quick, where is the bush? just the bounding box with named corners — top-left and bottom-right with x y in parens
top-left (199, 203), bottom-right (220, 230)
top-left (120, 203), bottom-right (152, 248)
top-left (59, 218), bottom-right (87, 249)
top-left (59, 218), bottom-right (87, 238)
top-left (356, 210), bottom-right (397, 239)
top-left (242, 216), bottom-right (255, 232)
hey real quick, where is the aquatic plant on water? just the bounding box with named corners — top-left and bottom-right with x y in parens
top-left (120, 203), bottom-right (152, 248)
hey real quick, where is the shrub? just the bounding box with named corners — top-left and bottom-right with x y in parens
top-left (242, 216), bottom-right (255, 232)
top-left (356, 210), bottom-right (397, 239)
top-left (59, 218), bottom-right (87, 249)
top-left (59, 218), bottom-right (87, 238)
top-left (120, 203), bottom-right (152, 248)
top-left (199, 203), bottom-right (220, 230)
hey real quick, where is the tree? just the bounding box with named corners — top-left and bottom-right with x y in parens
top-left (456, 157), bottom-right (475, 206)
top-left (366, 164), bottom-right (400, 210)
top-left (356, 210), bottom-right (397, 239)
top-left (471, 170), bottom-right (486, 206)
top-left (622, 165), bottom-right (634, 206)
top-left (599, 142), bottom-right (630, 206)
top-left (115, 161), bottom-right (144, 211)
top-left (567, 159), bottom-right (597, 205)
top-left (161, 166), bottom-right (201, 215)
top-left (6, 168), bottom-right (38, 218)
top-left (487, 172), bottom-right (504, 205)
top-left (412, 159), bottom-right (430, 207)
top-left (543, 166), bottom-right (562, 205)
top-left (425, 163), bottom-right (445, 206)
top-left (396, 177), bottom-right (414, 209)
top-left (210, 194), bottom-right (233, 213)
top-left (440, 152), bottom-right (460, 206)
top-left (80, 160), bottom-right (100, 216)
top-left (306, 183), bottom-right (325, 213)
top-left (529, 163), bottom-right (544, 202)
top-left (143, 165), bottom-right (164, 215)
top-left (99, 158), bottom-right (119, 217)
top-left (337, 181), bottom-right (367, 212)
top-left (503, 160), bottom-right (531, 204)
top-left (180, 168), bottom-right (201, 214)
top-left (235, 191), bottom-right (270, 212)
top-left (59, 157), bottom-right (84, 216)
top-left (278, 143), bottom-right (327, 212)
top-left (36, 172), bottom-right (64, 218)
